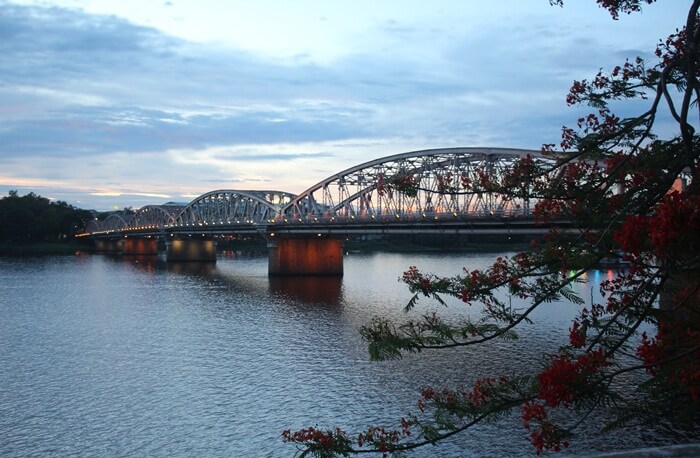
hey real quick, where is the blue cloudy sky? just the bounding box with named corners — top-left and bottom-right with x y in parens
top-left (0, 0), bottom-right (689, 210)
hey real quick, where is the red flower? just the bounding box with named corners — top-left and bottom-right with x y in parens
top-left (614, 214), bottom-right (648, 255)
top-left (537, 349), bottom-right (608, 407)
top-left (569, 320), bottom-right (586, 348)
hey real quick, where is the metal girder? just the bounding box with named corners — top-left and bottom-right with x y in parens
top-left (128, 204), bottom-right (185, 230)
top-left (280, 147), bottom-right (558, 219)
top-left (174, 190), bottom-right (297, 226)
top-left (102, 213), bottom-right (130, 232)
top-left (84, 219), bottom-right (102, 233)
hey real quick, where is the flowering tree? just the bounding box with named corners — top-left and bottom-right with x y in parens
top-left (284, 0), bottom-right (700, 455)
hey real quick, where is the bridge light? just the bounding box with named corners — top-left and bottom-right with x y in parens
top-left (422, 213), bottom-right (426, 218)
top-left (395, 214), bottom-right (400, 219)
top-left (284, 219), bottom-right (288, 223)
top-left (270, 232), bottom-right (275, 237)
top-left (371, 215), bottom-right (376, 219)
top-left (350, 215), bottom-right (354, 220)
top-left (298, 218), bottom-right (303, 223)
top-left (453, 212), bottom-right (458, 217)
top-left (317, 233), bottom-right (322, 237)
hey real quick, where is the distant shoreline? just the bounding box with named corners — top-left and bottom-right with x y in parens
top-left (0, 241), bottom-right (93, 257)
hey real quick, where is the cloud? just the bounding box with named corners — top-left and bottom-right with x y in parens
top-left (212, 151), bottom-right (335, 162)
top-left (0, 0), bottom-right (688, 210)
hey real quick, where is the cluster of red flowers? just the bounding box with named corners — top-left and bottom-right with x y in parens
top-left (500, 154), bottom-right (539, 193)
top-left (566, 80), bottom-right (589, 106)
top-left (655, 24), bottom-right (689, 67)
top-left (436, 172), bottom-right (457, 194)
top-left (576, 109), bottom-right (621, 136)
top-left (520, 348), bottom-right (609, 453)
top-left (637, 330), bottom-right (663, 376)
top-left (490, 256), bottom-right (509, 283)
top-left (537, 349), bottom-right (609, 407)
top-left (357, 426), bottom-right (401, 453)
top-left (389, 173), bottom-right (420, 197)
top-left (614, 190), bottom-right (700, 259)
top-left (568, 319), bottom-right (586, 348)
top-left (469, 377), bottom-right (509, 406)
top-left (377, 173), bottom-right (385, 195)
top-left (522, 401), bottom-right (570, 454)
top-left (402, 265), bottom-right (422, 282)
top-left (281, 426), bottom-right (349, 450)
top-left (417, 386), bottom-right (463, 413)
top-left (533, 199), bottom-right (564, 223)
top-left (417, 377), bottom-right (511, 418)
top-left (648, 191), bottom-right (700, 258)
top-left (460, 172), bottom-right (472, 190)
top-left (614, 214), bottom-right (648, 255)
top-left (595, 0), bottom-right (655, 20)
top-left (637, 324), bottom-right (700, 403)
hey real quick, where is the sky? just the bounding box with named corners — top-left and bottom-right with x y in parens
top-left (0, 0), bottom-right (690, 210)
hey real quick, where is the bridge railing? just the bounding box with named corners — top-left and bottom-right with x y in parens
top-left (266, 207), bottom-right (532, 225)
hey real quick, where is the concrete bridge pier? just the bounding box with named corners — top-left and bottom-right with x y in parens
top-left (166, 237), bottom-right (217, 262)
top-left (123, 237), bottom-right (159, 255)
top-left (267, 236), bottom-right (344, 276)
top-left (95, 239), bottom-right (124, 253)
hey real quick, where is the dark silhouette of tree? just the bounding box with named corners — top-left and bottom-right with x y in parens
top-left (0, 191), bottom-right (93, 243)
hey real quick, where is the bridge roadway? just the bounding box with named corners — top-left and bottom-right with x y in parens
top-left (118, 213), bottom-right (557, 238)
top-left (83, 147), bottom-right (570, 274)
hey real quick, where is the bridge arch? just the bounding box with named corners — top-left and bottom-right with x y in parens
top-left (84, 219), bottom-right (102, 234)
top-left (174, 190), bottom-right (297, 226)
top-left (101, 213), bottom-right (131, 232)
top-left (280, 147), bottom-right (557, 220)
top-left (128, 204), bottom-right (185, 230)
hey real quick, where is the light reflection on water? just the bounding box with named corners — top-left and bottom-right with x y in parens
top-left (0, 252), bottom-right (695, 457)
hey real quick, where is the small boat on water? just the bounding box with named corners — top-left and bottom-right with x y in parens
top-left (599, 250), bottom-right (631, 267)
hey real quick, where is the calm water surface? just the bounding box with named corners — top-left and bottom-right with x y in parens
top-left (0, 252), bottom-right (695, 457)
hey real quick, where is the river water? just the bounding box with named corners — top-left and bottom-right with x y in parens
top-left (0, 251), bottom-right (696, 457)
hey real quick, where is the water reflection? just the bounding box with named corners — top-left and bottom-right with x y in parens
top-left (221, 249), bottom-right (267, 259)
top-left (167, 261), bottom-right (216, 277)
top-left (121, 254), bottom-right (165, 273)
top-left (268, 275), bottom-right (343, 306)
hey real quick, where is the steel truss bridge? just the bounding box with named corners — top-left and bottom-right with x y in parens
top-left (82, 147), bottom-right (562, 239)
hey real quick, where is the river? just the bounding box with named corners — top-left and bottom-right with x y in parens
top-left (0, 251), bottom-right (696, 457)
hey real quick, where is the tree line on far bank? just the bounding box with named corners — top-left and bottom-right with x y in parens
top-left (0, 190), bottom-right (93, 243)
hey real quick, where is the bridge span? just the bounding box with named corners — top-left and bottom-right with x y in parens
top-left (81, 147), bottom-right (564, 274)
